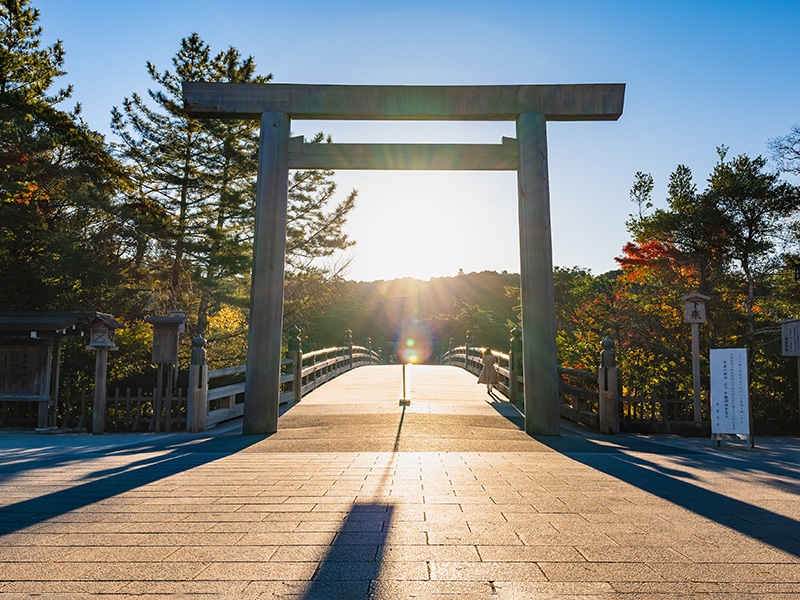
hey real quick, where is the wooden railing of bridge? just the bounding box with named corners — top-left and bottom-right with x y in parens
top-left (442, 342), bottom-right (612, 431)
top-left (186, 328), bottom-right (381, 432)
top-left (442, 329), bottom-right (705, 434)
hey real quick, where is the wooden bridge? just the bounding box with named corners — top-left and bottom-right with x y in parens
top-left (183, 333), bottom-right (700, 440)
top-left (247, 364), bottom-right (534, 453)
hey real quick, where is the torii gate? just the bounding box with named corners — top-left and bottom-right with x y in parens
top-left (183, 82), bottom-right (625, 436)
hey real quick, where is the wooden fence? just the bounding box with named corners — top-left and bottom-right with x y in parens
top-left (0, 387), bottom-right (187, 433)
top-left (0, 328), bottom-right (381, 433)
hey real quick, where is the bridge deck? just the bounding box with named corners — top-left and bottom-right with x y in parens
top-left (1, 365), bottom-right (798, 598)
top-left (251, 364), bottom-right (534, 453)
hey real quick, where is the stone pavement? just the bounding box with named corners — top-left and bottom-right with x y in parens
top-left (0, 364), bottom-right (799, 599)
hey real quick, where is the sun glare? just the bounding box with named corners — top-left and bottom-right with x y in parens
top-left (290, 120), bottom-right (519, 282)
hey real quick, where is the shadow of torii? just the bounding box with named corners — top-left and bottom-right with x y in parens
top-left (0, 430), bottom-right (264, 537)
top-left (534, 434), bottom-right (800, 560)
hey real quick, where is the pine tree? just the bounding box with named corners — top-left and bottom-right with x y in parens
top-left (111, 33), bottom-right (218, 311)
top-left (112, 34), bottom-right (358, 341)
top-left (0, 0), bottom-right (128, 311)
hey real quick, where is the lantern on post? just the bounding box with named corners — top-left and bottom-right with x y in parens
top-left (682, 293), bottom-right (710, 423)
top-left (86, 317), bottom-right (121, 435)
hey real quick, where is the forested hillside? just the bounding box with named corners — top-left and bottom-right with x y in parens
top-left (308, 271), bottom-right (521, 359)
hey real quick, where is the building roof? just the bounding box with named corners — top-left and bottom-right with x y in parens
top-left (0, 312), bottom-right (123, 335)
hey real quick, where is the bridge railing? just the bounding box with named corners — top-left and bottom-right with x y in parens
top-left (443, 345), bottom-right (516, 400)
top-left (187, 329), bottom-right (381, 432)
top-left (442, 329), bottom-right (620, 434)
top-left (297, 344), bottom-right (380, 397)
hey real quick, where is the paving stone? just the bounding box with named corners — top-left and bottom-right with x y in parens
top-left (538, 560), bottom-right (665, 582)
top-left (478, 544), bottom-right (584, 562)
top-left (369, 579), bottom-right (497, 598)
top-left (163, 545), bottom-right (279, 562)
top-left (430, 560), bottom-right (547, 581)
top-left (575, 545), bottom-right (691, 562)
top-left (197, 560), bottom-right (317, 580)
top-left (269, 543), bottom-right (379, 562)
top-left (1, 365), bottom-right (799, 598)
top-left (56, 545), bottom-right (180, 562)
top-left (80, 561), bottom-right (209, 581)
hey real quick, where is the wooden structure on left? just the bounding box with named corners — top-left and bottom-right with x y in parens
top-left (0, 312), bottom-right (123, 431)
top-left (183, 82), bottom-right (625, 436)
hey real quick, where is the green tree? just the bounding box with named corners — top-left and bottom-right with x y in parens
top-left (625, 171), bottom-right (654, 241)
top-left (705, 147), bottom-right (800, 358)
top-left (111, 34), bottom-right (358, 358)
top-left (0, 0), bottom-right (129, 311)
top-left (111, 33), bottom-right (220, 312)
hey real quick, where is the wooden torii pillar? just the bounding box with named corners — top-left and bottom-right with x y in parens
top-left (183, 83), bottom-right (625, 436)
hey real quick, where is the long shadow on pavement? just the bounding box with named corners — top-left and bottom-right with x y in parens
top-left (300, 404), bottom-right (406, 598)
top-left (300, 504), bottom-right (394, 600)
top-left (0, 431), bottom-right (263, 537)
top-left (535, 434), bottom-right (800, 559)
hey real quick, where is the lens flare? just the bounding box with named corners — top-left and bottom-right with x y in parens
top-left (397, 323), bottom-right (433, 364)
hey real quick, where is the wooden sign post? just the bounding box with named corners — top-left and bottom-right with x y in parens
top-left (682, 293), bottom-right (710, 423)
top-left (780, 318), bottom-right (800, 433)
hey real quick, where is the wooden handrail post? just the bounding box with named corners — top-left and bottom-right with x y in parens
top-left (448, 337), bottom-right (455, 365)
top-left (288, 325), bottom-right (302, 403)
top-left (187, 335), bottom-right (208, 433)
top-left (366, 336), bottom-right (372, 364)
top-left (90, 346), bottom-right (109, 434)
top-left (345, 329), bottom-right (353, 370)
top-left (465, 330), bottom-right (474, 372)
top-left (509, 326), bottom-right (523, 405)
top-left (598, 337), bottom-right (620, 434)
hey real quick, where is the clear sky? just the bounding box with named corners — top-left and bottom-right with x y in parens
top-left (36, 0), bottom-right (800, 282)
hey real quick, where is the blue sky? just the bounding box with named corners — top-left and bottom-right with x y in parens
top-left (37, 0), bottom-right (800, 281)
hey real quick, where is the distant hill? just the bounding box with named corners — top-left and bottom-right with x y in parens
top-left (308, 270), bottom-right (520, 362)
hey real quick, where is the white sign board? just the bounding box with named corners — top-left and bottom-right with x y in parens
top-left (781, 319), bottom-right (800, 357)
top-left (710, 349), bottom-right (749, 435)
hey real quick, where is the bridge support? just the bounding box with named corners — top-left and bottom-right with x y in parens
top-left (517, 112), bottom-right (561, 436)
top-left (243, 111), bottom-right (290, 435)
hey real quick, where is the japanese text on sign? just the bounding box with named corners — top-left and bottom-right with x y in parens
top-left (710, 348), bottom-right (749, 435)
top-left (684, 300), bottom-right (707, 324)
top-left (781, 319), bottom-right (800, 357)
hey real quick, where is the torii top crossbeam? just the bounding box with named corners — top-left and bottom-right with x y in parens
top-left (182, 82), bottom-right (625, 121)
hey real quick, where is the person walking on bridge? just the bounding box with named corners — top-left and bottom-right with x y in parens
top-left (478, 347), bottom-right (499, 394)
